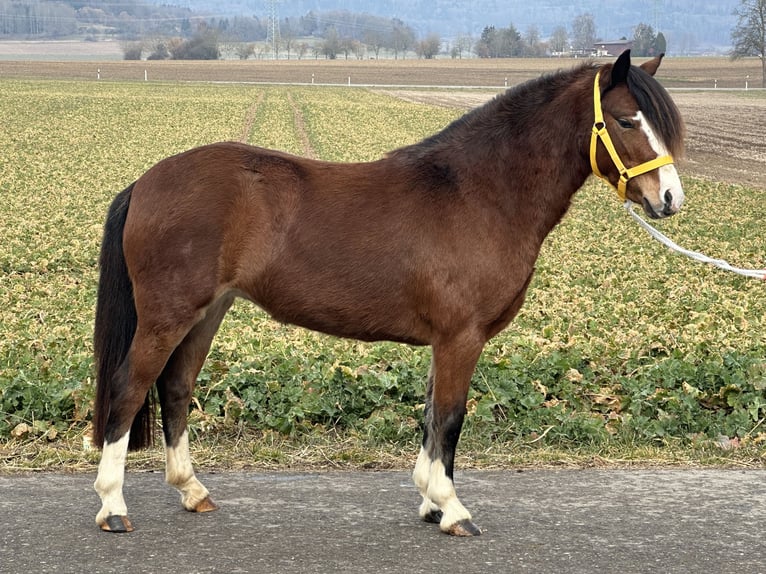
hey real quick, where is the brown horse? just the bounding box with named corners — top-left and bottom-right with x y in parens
top-left (92, 50), bottom-right (684, 535)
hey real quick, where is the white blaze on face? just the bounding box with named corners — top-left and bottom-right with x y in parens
top-left (635, 111), bottom-right (685, 212)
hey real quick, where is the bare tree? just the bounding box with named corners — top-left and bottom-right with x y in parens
top-left (281, 19), bottom-right (297, 60)
top-left (390, 18), bottom-right (415, 59)
top-left (121, 40), bottom-right (144, 60)
top-left (217, 31), bottom-right (240, 59)
top-left (451, 34), bottom-right (473, 59)
top-left (322, 26), bottom-right (341, 59)
top-left (235, 43), bottom-right (256, 60)
top-left (571, 13), bottom-right (597, 56)
top-left (416, 33), bottom-right (441, 59)
top-left (731, 0), bottom-right (766, 87)
top-left (351, 39), bottom-right (366, 60)
top-left (550, 26), bottom-right (569, 55)
top-left (523, 25), bottom-right (546, 57)
top-left (363, 29), bottom-right (386, 58)
top-left (340, 37), bottom-right (356, 59)
top-left (296, 42), bottom-right (310, 60)
top-left (632, 23), bottom-right (658, 56)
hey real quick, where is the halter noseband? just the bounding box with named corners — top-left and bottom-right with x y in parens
top-left (590, 71), bottom-right (675, 200)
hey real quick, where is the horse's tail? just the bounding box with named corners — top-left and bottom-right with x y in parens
top-left (92, 183), bottom-right (155, 451)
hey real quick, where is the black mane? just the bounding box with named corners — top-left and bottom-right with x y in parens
top-left (389, 62), bottom-right (684, 162)
top-left (391, 62), bottom-right (595, 158)
top-left (626, 65), bottom-right (685, 158)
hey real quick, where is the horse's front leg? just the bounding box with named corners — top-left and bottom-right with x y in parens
top-left (412, 335), bottom-right (484, 536)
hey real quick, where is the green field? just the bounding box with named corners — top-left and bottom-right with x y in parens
top-left (1, 78), bottom-right (765, 471)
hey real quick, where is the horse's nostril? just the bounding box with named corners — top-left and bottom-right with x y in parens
top-left (662, 190), bottom-right (677, 216)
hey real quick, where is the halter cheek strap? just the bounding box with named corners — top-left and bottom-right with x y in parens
top-left (590, 71), bottom-right (675, 200)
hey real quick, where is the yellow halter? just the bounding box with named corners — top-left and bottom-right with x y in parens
top-left (589, 71), bottom-right (675, 200)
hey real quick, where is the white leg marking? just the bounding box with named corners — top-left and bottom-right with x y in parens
top-left (426, 460), bottom-right (472, 532)
top-left (165, 430), bottom-right (210, 510)
top-left (94, 433), bottom-right (130, 526)
top-left (412, 447), bottom-right (440, 519)
top-left (636, 111), bottom-right (685, 210)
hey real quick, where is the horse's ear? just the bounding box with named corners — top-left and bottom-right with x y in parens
top-left (610, 50), bottom-right (631, 87)
top-left (639, 53), bottom-right (664, 76)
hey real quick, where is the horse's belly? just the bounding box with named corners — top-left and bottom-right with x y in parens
top-left (240, 268), bottom-right (431, 345)
top-left (262, 295), bottom-right (430, 345)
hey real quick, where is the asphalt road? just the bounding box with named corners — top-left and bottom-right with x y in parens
top-left (1, 469), bottom-right (764, 573)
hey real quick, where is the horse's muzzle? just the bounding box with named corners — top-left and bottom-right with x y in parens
top-left (643, 190), bottom-right (682, 220)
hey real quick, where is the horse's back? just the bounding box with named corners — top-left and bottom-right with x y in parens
top-left (121, 143), bottom-right (416, 337)
top-left (122, 141), bottom-right (530, 345)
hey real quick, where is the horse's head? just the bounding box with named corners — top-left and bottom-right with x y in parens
top-left (591, 50), bottom-right (685, 219)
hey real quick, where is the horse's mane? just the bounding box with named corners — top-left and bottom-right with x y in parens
top-left (397, 63), bottom-right (591, 156)
top-left (388, 62), bottom-right (595, 160)
top-left (391, 60), bottom-right (684, 161)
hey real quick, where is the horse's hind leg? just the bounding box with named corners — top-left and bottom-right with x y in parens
top-left (157, 294), bottom-right (234, 513)
top-left (93, 400), bottom-right (133, 532)
top-left (412, 333), bottom-right (484, 536)
top-left (94, 325), bottom-right (187, 532)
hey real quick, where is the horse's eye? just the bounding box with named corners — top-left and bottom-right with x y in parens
top-left (617, 118), bottom-right (634, 129)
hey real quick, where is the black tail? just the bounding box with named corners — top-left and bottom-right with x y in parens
top-left (92, 183), bottom-right (155, 451)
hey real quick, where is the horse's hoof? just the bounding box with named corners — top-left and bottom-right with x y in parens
top-left (100, 515), bottom-right (134, 533)
top-left (192, 496), bottom-right (218, 513)
top-left (445, 519), bottom-right (482, 537)
top-left (422, 509), bottom-right (443, 524)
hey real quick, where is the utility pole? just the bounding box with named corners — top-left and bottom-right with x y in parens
top-left (267, 0), bottom-right (281, 60)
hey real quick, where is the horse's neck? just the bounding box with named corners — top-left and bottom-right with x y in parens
top-left (462, 83), bottom-right (594, 239)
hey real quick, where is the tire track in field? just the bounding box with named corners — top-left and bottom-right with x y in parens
top-left (286, 92), bottom-right (317, 159)
top-left (238, 92), bottom-right (265, 143)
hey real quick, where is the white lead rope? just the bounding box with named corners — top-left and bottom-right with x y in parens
top-left (624, 201), bottom-right (766, 281)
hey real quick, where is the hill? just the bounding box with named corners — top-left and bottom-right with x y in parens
top-left (176, 0), bottom-right (740, 53)
top-left (0, 0), bottom-right (741, 54)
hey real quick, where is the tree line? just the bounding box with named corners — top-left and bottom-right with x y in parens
top-left (0, 0), bottom-right (763, 82)
top-left (0, 2), bottom-right (675, 61)
top-left (0, 0), bottom-right (192, 38)
top-left (124, 11), bottom-right (428, 61)
top-left (128, 12), bottom-right (669, 61)
top-left (474, 15), bottom-right (667, 58)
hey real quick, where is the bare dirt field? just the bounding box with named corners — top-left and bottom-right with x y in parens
top-left (671, 91), bottom-right (766, 190)
top-left (1, 55), bottom-right (764, 189)
top-left (0, 52), bottom-right (762, 87)
top-left (0, 39), bottom-right (123, 60)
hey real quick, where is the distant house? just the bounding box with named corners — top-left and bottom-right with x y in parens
top-left (594, 40), bottom-right (633, 57)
